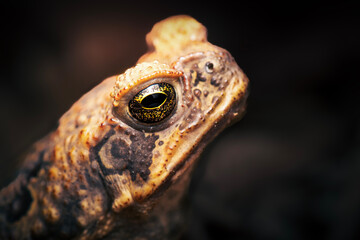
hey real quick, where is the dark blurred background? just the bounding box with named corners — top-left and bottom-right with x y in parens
top-left (0, 1), bottom-right (359, 239)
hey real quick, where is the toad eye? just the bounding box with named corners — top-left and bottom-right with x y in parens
top-left (128, 83), bottom-right (176, 123)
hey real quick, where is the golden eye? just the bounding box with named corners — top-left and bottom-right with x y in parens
top-left (129, 83), bottom-right (176, 123)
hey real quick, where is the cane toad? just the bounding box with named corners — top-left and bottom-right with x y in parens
top-left (0, 15), bottom-right (249, 239)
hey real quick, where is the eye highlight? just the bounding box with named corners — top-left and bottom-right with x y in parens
top-left (129, 83), bottom-right (176, 123)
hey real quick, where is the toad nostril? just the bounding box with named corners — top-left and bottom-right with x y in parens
top-left (205, 62), bottom-right (214, 73)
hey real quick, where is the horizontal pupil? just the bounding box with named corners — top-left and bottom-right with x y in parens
top-left (141, 93), bottom-right (167, 108)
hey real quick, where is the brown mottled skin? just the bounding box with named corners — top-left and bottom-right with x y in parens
top-left (0, 15), bottom-right (249, 239)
